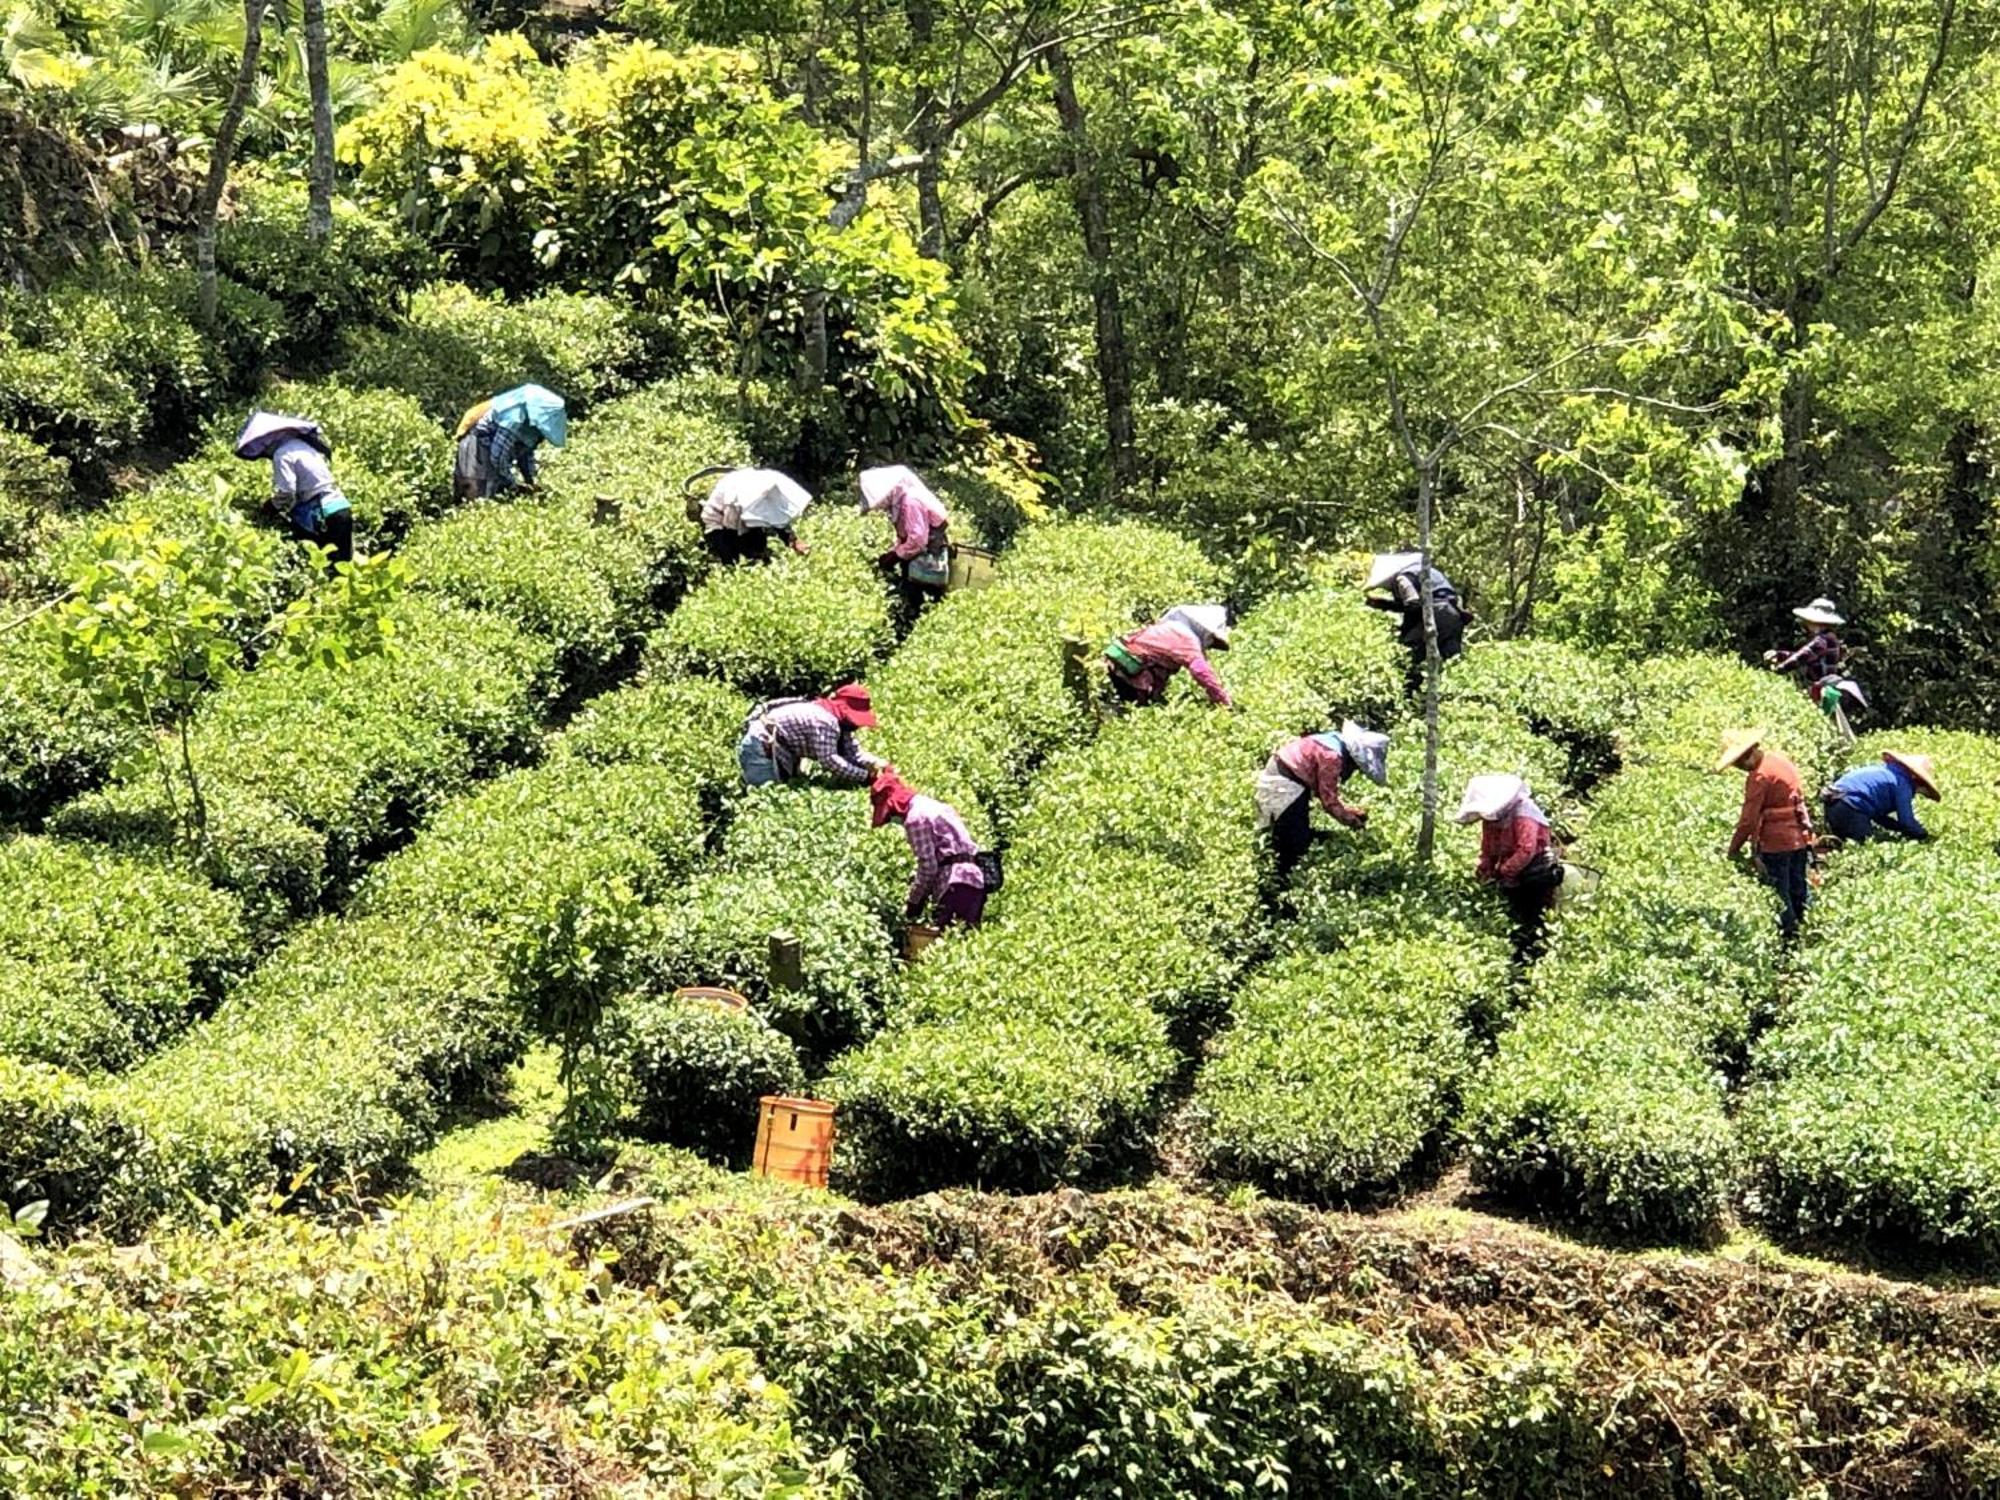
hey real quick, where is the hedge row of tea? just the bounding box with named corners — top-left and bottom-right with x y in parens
top-left (827, 570), bottom-right (1406, 1194)
top-left (1463, 655), bottom-right (1832, 1242)
top-left (1744, 728), bottom-right (2000, 1262)
top-left (1192, 642), bottom-right (1589, 1202)
top-left (618, 520), bottom-right (1225, 1160)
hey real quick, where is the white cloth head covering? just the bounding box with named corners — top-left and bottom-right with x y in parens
top-left (703, 467), bottom-right (813, 532)
top-left (1162, 603), bottom-right (1230, 647)
top-left (1366, 551), bottom-right (1424, 590)
top-left (1455, 773), bottom-right (1537, 824)
top-left (1793, 597), bottom-right (1844, 627)
top-left (858, 464), bottom-right (941, 515)
top-left (1335, 720), bottom-right (1390, 785)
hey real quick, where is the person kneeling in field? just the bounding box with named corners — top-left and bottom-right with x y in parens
top-left (739, 683), bottom-right (883, 788)
top-left (1459, 773), bottom-right (1563, 965)
top-left (1822, 750), bottom-right (1939, 844)
top-left (1717, 728), bottom-right (1814, 943)
top-left (1255, 720), bottom-right (1391, 880)
top-left (871, 770), bottom-right (992, 931)
top-left (1104, 603), bottom-right (1232, 708)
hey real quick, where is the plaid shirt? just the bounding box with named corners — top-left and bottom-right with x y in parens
top-left (1773, 629), bottom-right (1844, 682)
top-left (479, 413), bottom-right (540, 488)
top-left (902, 794), bottom-right (983, 917)
top-left (1121, 622), bottom-right (1230, 705)
top-left (1273, 736), bottom-right (1363, 827)
top-left (762, 702), bottom-right (873, 785)
top-left (1477, 807), bottom-right (1553, 885)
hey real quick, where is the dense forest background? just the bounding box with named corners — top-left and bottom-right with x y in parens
top-left (2, 0), bottom-right (1996, 725)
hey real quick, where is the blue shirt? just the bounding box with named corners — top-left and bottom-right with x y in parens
top-left (1831, 761), bottom-right (1928, 839)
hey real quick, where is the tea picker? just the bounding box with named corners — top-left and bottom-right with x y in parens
top-left (858, 464), bottom-right (951, 611)
top-left (1364, 551), bottom-right (1469, 694)
top-left (234, 410), bottom-right (353, 566)
top-left (1457, 773), bottom-right (1563, 964)
top-left (685, 466), bottom-right (813, 564)
top-left (1716, 729), bottom-right (1815, 943)
top-left (738, 683), bottom-right (884, 788)
top-left (1822, 750), bottom-right (1939, 845)
top-left (870, 768), bottom-right (995, 939)
top-left (1104, 603), bottom-right (1233, 708)
top-left (1765, 597), bottom-right (1847, 688)
top-left (1254, 721), bottom-right (1391, 879)
top-left (453, 383), bottom-right (567, 500)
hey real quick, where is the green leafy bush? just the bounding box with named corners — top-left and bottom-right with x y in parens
top-left (549, 671), bottom-right (748, 784)
top-left (0, 431), bottom-right (71, 599)
top-left (1627, 653), bottom-right (1831, 779)
top-left (620, 997), bottom-right (805, 1165)
top-left (0, 631), bottom-right (125, 821)
top-left (339, 281), bottom-right (649, 421)
top-left (1443, 637), bottom-right (1629, 779)
top-left (0, 1194), bottom-right (837, 1494)
top-left (1741, 729), bottom-right (2000, 1263)
top-left (217, 172), bottom-right (433, 355)
top-left (1194, 937), bottom-right (1505, 1202)
top-left (647, 507), bottom-right (892, 696)
top-left (0, 837), bottom-right (248, 1073)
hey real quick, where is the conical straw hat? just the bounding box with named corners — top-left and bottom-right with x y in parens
top-left (1882, 750), bottom-right (1941, 800)
top-left (1714, 728), bottom-right (1765, 772)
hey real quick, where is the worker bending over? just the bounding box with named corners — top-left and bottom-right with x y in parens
top-left (454, 384), bottom-right (567, 500)
top-left (1365, 552), bottom-right (1468, 694)
top-left (1458, 774), bottom-right (1562, 964)
top-left (1105, 604), bottom-right (1232, 708)
top-left (871, 769), bottom-right (990, 931)
top-left (859, 465), bottom-right (950, 611)
top-left (234, 411), bottom-right (353, 566)
top-left (739, 684), bottom-right (882, 788)
top-left (1255, 721), bottom-right (1391, 879)
top-left (1717, 729), bottom-right (1815, 943)
top-left (699, 467), bottom-right (813, 564)
top-left (1823, 750), bottom-right (1939, 844)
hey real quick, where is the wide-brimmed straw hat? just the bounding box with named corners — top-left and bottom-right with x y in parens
top-left (1715, 728), bottom-right (1766, 772)
top-left (1793, 597), bottom-right (1844, 627)
top-left (1883, 750), bottom-right (1942, 801)
top-left (1454, 773), bottom-right (1527, 824)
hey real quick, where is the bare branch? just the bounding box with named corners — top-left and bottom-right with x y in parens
top-left (1833, 0), bottom-right (1957, 271)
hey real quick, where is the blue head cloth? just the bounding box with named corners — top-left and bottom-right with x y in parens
top-left (1325, 720), bottom-right (1390, 785)
top-left (492, 384), bottom-right (568, 448)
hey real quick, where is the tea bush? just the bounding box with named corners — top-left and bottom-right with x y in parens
top-left (0, 1194), bottom-right (837, 1494)
top-left (339, 281), bottom-right (651, 421)
top-left (1442, 636), bottom-right (1629, 779)
top-left (548, 670), bottom-right (748, 787)
top-left (0, 430), bottom-right (71, 598)
top-left (1462, 654), bottom-right (1819, 1243)
top-left (1194, 936), bottom-right (1504, 1201)
top-left (867, 518), bottom-right (1224, 823)
top-left (0, 837), bottom-right (248, 1073)
top-left (648, 508), bottom-right (894, 696)
top-left (0, 630), bottom-right (125, 821)
top-left (621, 997), bottom-right (805, 1165)
top-left (829, 580), bottom-right (1402, 1194)
top-left (216, 172), bottom-right (434, 356)
top-left (1742, 729), bottom-right (2000, 1263)
top-left (52, 596), bottom-right (556, 911)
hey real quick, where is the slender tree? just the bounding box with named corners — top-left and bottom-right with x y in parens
top-left (304, 0), bottom-right (335, 241)
top-left (195, 0), bottom-right (271, 326)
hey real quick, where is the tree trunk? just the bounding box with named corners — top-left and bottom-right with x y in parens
top-left (196, 0), bottom-right (271, 327)
top-left (905, 0), bottom-right (946, 258)
top-left (1415, 464), bottom-right (1442, 860)
top-left (1050, 44), bottom-right (1138, 500)
top-left (304, 0), bottom-right (334, 242)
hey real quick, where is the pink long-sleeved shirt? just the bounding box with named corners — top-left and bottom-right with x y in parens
top-left (886, 483), bottom-right (949, 561)
top-left (1120, 622), bottom-right (1230, 705)
top-left (1273, 736), bottom-right (1363, 826)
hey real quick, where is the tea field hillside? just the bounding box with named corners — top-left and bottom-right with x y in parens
top-left (6, 0), bottom-right (2000, 1487)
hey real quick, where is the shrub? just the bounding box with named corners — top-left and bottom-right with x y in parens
top-left (1741, 728), bottom-right (2000, 1263)
top-left (0, 631), bottom-right (125, 821)
top-left (1194, 936), bottom-right (1505, 1202)
top-left (0, 836), bottom-right (248, 1073)
top-left (0, 431), bottom-right (72, 599)
top-left (217, 172), bottom-right (433, 355)
top-left (1627, 652), bottom-right (1831, 779)
top-left (99, 913), bottom-right (524, 1223)
top-left (868, 518), bottom-right (1225, 824)
top-left (52, 596), bottom-right (556, 909)
top-left (339, 281), bottom-right (649, 420)
top-left (620, 997), bottom-right (805, 1165)
top-left (646, 507), bottom-right (892, 696)
top-left (1442, 637), bottom-right (1629, 779)
top-left (549, 671), bottom-right (748, 785)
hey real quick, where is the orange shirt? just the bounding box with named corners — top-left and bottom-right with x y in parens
top-left (1729, 752), bottom-right (1813, 855)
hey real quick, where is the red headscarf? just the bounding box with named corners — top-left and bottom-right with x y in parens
top-left (820, 682), bottom-right (878, 729)
top-left (870, 769), bottom-right (915, 826)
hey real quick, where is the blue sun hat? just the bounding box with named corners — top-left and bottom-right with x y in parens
top-left (1334, 721), bottom-right (1390, 785)
top-left (491, 384), bottom-right (568, 448)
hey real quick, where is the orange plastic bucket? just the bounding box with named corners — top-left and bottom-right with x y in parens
top-left (674, 985), bottom-right (748, 1013)
top-left (753, 1095), bottom-right (836, 1188)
